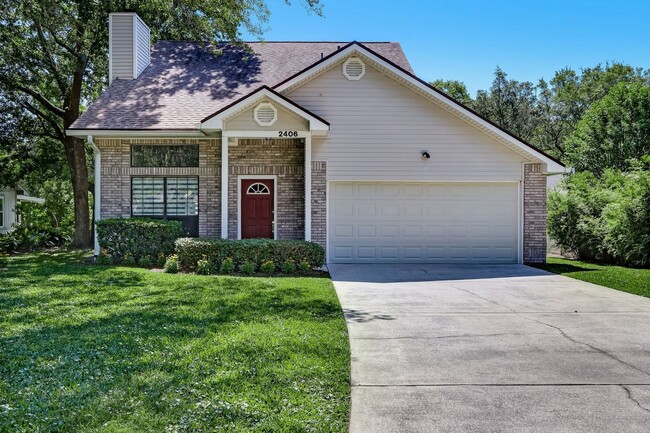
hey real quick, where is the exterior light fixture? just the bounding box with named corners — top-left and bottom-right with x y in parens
top-left (421, 151), bottom-right (431, 159)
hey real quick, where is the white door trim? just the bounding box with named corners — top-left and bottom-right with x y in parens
top-left (237, 175), bottom-right (278, 240)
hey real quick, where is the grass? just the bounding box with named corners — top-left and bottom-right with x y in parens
top-left (534, 257), bottom-right (650, 298)
top-left (0, 251), bottom-right (350, 432)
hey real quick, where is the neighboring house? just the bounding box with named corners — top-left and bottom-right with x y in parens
top-left (67, 12), bottom-right (565, 264)
top-left (0, 185), bottom-right (45, 234)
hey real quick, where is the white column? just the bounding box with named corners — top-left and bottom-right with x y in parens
top-left (92, 142), bottom-right (101, 256)
top-left (221, 134), bottom-right (229, 239)
top-left (304, 134), bottom-right (312, 241)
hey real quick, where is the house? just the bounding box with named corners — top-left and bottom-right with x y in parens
top-left (0, 185), bottom-right (45, 234)
top-left (67, 12), bottom-right (565, 264)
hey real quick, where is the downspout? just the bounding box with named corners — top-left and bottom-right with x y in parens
top-left (88, 135), bottom-right (101, 256)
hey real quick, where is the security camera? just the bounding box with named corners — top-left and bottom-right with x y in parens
top-left (421, 151), bottom-right (431, 159)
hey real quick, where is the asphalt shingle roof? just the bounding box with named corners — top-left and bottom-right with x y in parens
top-left (71, 41), bottom-right (413, 130)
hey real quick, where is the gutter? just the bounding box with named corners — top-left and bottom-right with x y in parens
top-left (88, 135), bottom-right (101, 256)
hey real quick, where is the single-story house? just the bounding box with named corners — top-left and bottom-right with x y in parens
top-left (0, 185), bottom-right (45, 234)
top-left (67, 12), bottom-right (565, 264)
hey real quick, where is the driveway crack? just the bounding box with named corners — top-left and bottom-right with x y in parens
top-left (449, 284), bottom-right (650, 379)
top-left (621, 385), bottom-right (650, 414)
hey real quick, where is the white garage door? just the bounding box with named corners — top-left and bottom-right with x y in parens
top-left (329, 182), bottom-right (519, 263)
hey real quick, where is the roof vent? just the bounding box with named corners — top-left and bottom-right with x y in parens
top-left (253, 102), bottom-right (278, 126)
top-left (343, 57), bottom-right (365, 81)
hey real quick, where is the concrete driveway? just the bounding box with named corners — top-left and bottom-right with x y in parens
top-left (329, 264), bottom-right (650, 433)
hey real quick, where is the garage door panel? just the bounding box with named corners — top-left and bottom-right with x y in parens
top-left (329, 182), bottom-right (519, 263)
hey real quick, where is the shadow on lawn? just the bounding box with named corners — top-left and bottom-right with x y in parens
top-left (531, 262), bottom-right (596, 274)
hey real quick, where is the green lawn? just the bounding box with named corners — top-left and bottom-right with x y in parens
top-left (535, 257), bottom-right (650, 298)
top-left (0, 252), bottom-right (350, 432)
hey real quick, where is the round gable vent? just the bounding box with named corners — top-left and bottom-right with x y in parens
top-left (343, 57), bottom-right (365, 80)
top-left (253, 102), bottom-right (278, 126)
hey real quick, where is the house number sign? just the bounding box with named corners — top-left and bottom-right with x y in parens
top-left (278, 131), bottom-right (299, 137)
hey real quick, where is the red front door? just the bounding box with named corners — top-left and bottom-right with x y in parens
top-left (241, 179), bottom-right (274, 239)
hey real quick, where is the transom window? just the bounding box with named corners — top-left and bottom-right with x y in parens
top-left (0, 194), bottom-right (4, 227)
top-left (131, 177), bottom-right (199, 236)
top-left (131, 144), bottom-right (199, 167)
top-left (246, 183), bottom-right (271, 195)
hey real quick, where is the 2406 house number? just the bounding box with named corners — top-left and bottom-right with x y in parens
top-left (278, 131), bottom-right (299, 137)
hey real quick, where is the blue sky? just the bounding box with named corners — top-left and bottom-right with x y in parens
top-left (242, 0), bottom-right (650, 96)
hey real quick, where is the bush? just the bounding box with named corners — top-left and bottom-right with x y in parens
top-left (163, 255), bottom-right (179, 274)
top-left (548, 168), bottom-right (650, 267)
top-left (260, 259), bottom-right (276, 274)
top-left (156, 253), bottom-right (167, 268)
top-left (122, 253), bottom-right (136, 266)
top-left (97, 218), bottom-right (183, 263)
top-left (298, 259), bottom-right (312, 274)
top-left (220, 257), bottom-right (235, 274)
top-left (282, 259), bottom-right (296, 274)
top-left (96, 250), bottom-right (113, 266)
top-left (240, 260), bottom-right (256, 275)
top-left (175, 238), bottom-right (325, 272)
top-left (139, 255), bottom-right (153, 268)
top-left (196, 257), bottom-right (216, 275)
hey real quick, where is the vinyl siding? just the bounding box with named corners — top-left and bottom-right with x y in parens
top-left (134, 16), bottom-right (150, 77)
top-left (287, 61), bottom-right (528, 181)
top-left (224, 100), bottom-right (309, 132)
top-left (110, 14), bottom-right (134, 80)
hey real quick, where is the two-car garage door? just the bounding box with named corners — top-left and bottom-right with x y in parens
top-left (328, 182), bottom-right (519, 263)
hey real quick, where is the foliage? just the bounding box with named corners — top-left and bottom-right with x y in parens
top-left (548, 167), bottom-right (650, 266)
top-left (97, 218), bottom-right (183, 263)
top-left (196, 257), bottom-right (216, 275)
top-left (95, 250), bottom-right (113, 265)
top-left (564, 82), bottom-right (650, 175)
top-left (163, 254), bottom-right (179, 274)
top-left (122, 253), bottom-right (136, 266)
top-left (282, 259), bottom-right (297, 274)
top-left (175, 238), bottom-right (326, 272)
top-left (240, 260), bottom-right (256, 275)
top-left (430, 79), bottom-right (472, 105)
top-left (156, 253), bottom-right (167, 268)
top-left (220, 257), bottom-right (235, 274)
top-left (533, 258), bottom-right (650, 298)
top-left (0, 251), bottom-right (349, 432)
top-left (259, 259), bottom-right (276, 274)
top-left (299, 259), bottom-right (312, 274)
top-left (138, 255), bottom-right (153, 268)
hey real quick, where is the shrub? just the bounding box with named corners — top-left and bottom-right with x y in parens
top-left (282, 259), bottom-right (296, 274)
top-left (548, 167), bottom-right (650, 267)
top-left (97, 218), bottom-right (183, 263)
top-left (122, 253), bottom-right (136, 266)
top-left (157, 253), bottom-right (167, 268)
top-left (220, 257), bottom-right (235, 274)
top-left (196, 257), bottom-right (216, 275)
top-left (139, 255), bottom-right (153, 268)
top-left (96, 250), bottom-right (113, 266)
top-left (164, 255), bottom-right (179, 274)
top-left (240, 260), bottom-right (256, 275)
top-left (175, 238), bottom-right (325, 272)
top-left (298, 259), bottom-right (311, 274)
top-left (260, 259), bottom-right (276, 274)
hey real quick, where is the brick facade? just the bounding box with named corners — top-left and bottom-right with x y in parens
top-left (96, 138), bottom-right (221, 238)
top-left (311, 161), bottom-right (327, 249)
top-left (227, 138), bottom-right (305, 240)
top-left (523, 163), bottom-right (547, 263)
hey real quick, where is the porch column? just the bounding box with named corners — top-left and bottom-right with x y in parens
top-left (221, 134), bottom-right (229, 239)
top-left (304, 134), bottom-right (312, 241)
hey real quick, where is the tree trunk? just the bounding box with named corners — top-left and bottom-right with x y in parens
top-left (64, 135), bottom-right (92, 248)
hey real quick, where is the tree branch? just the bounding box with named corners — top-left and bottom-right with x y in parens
top-left (19, 100), bottom-right (65, 140)
top-left (13, 84), bottom-right (66, 118)
top-left (34, 22), bottom-right (68, 95)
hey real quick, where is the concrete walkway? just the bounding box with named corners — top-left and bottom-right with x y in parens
top-left (329, 264), bottom-right (650, 433)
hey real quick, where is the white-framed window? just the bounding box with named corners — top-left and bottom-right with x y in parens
top-left (0, 194), bottom-right (4, 227)
top-left (342, 57), bottom-right (366, 80)
top-left (253, 102), bottom-right (278, 126)
top-left (131, 177), bottom-right (198, 217)
top-left (246, 182), bottom-right (271, 195)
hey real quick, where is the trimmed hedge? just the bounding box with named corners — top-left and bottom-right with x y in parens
top-left (175, 238), bottom-right (325, 272)
top-left (97, 218), bottom-right (183, 262)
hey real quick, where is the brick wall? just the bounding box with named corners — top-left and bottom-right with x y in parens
top-left (96, 138), bottom-right (221, 238)
top-left (311, 161), bottom-right (327, 249)
top-left (523, 163), bottom-right (547, 263)
top-left (227, 138), bottom-right (305, 240)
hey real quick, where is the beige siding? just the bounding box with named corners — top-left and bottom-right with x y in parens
top-left (134, 16), bottom-right (150, 77)
top-left (287, 62), bottom-right (528, 181)
top-left (0, 188), bottom-right (17, 233)
top-left (110, 14), bottom-right (134, 80)
top-left (224, 100), bottom-right (309, 132)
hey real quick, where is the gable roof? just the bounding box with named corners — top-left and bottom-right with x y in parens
top-left (272, 41), bottom-right (565, 171)
top-left (69, 41), bottom-right (412, 131)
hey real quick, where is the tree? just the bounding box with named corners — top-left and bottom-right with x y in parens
top-left (564, 81), bottom-right (650, 175)
top-left (0, 0), bottom-right (323, 247)
top-left (430, 79), bottom-right (472, 105)
top-left (472, 67), bottom-right (540, 142)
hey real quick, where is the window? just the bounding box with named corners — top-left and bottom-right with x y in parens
top-left (246, 183), bottom-right (271, 195)
top-left (0, 194), bottom-right (4, 227)
top-left (131, 177), bottom-right (199, 235)
top-left (131, 144), bottom-right (199, 167)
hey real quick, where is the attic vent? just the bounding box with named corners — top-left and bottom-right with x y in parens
top-left (253, 102), bottom-right (277, 126)
top-left (343, 57), bottom-right (365, 80)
